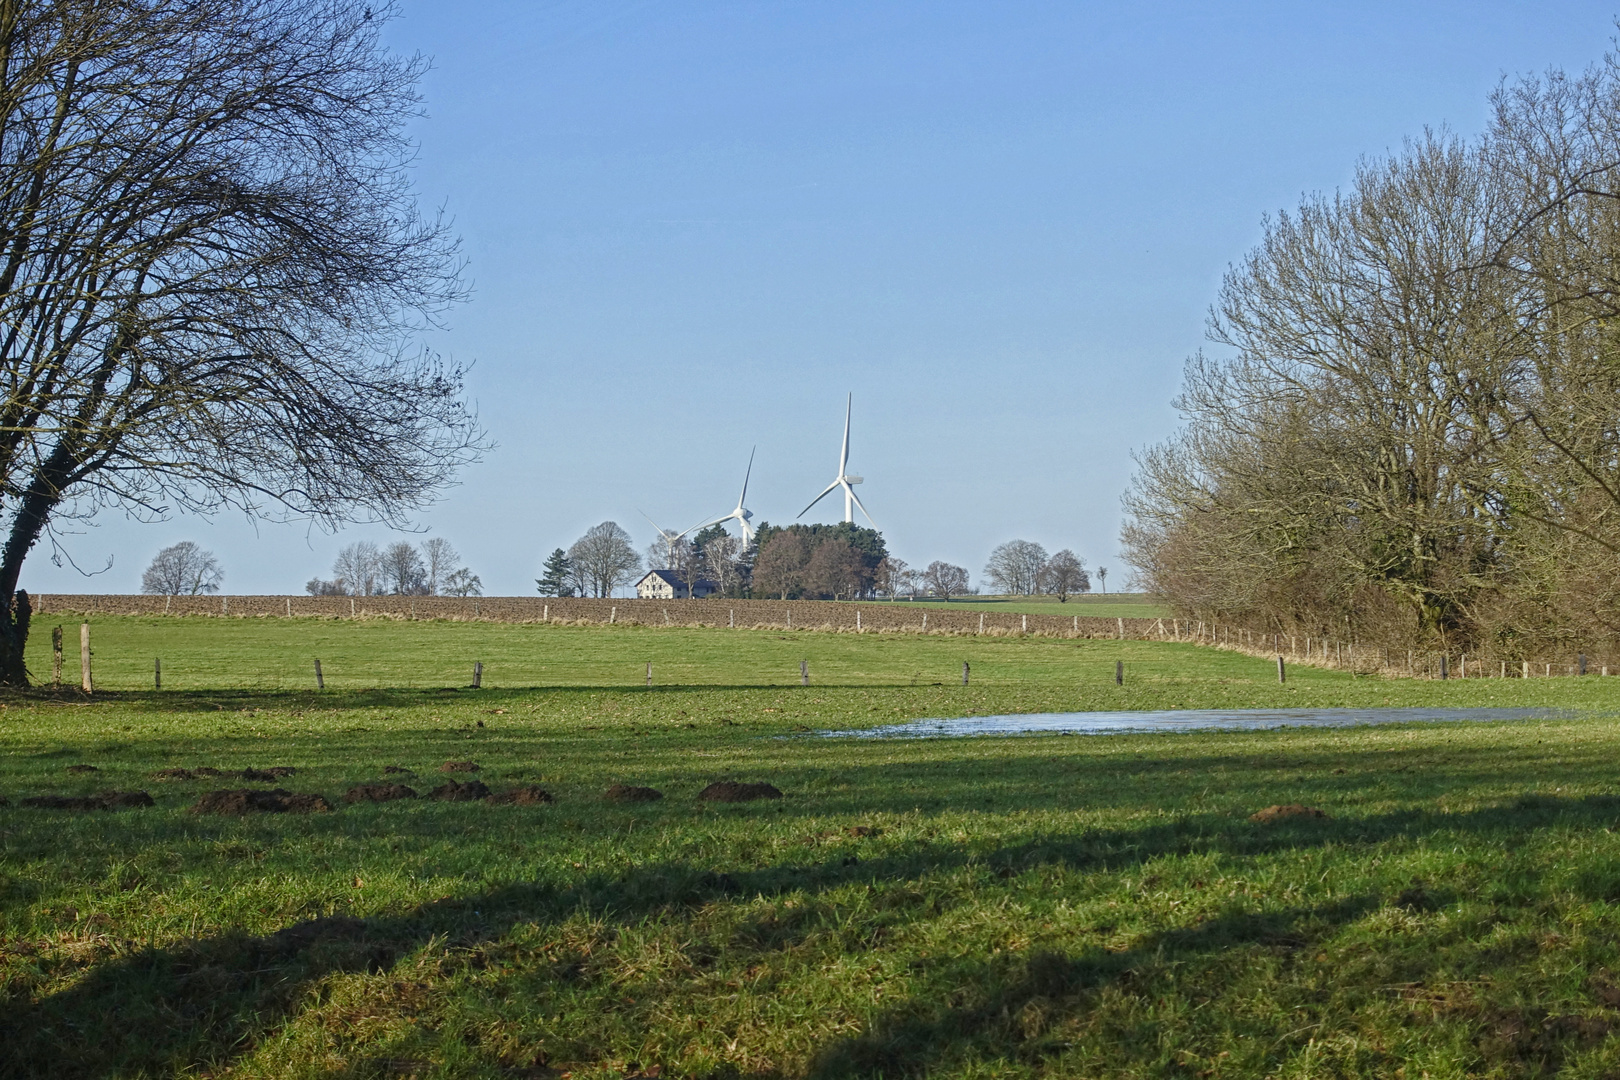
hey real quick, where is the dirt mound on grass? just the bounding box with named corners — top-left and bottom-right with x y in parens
top-left (65, 764), bottom-right (99, 774)
top-left (382, 765), bottom-right (414, 775)
top-left (428, 780), bottom-right (491, 801)
top-left (1249, 804), bottom-right (1330, 824)
top-left (439, 761), bottom-right (480, 773)
top-left (240, 767), bottom-right (297, 781)
top-left (697, 781), bottom-right (783, 803)
top-left (486, 785), bottom-right (555, 805)
top-left (190, 789), bottom-right (333, 815)
top-left (22, 790), bottom-right (153, 811)
top-left (151, 766), bottom-right (295, 782)
top-left (605, 784), bottom-right (663, 803)
top-left (344, 784), bottom-right (418, 803)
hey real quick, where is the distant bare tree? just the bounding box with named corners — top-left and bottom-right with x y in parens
top-left (568, 522), bottom-right (641, 598)
top-left (381, 542), bottom-right (427, 594)
top-left (984, 540), bottom-right (1049, 595)
top-left (1096, 566), bottom-right (1108, 594)
top-left (752, 532), bottom-right (810, 599)
top-left (805, 540), bottom-right (867, 600)
top-left (923, 560), bottom-right (969, 600)
top-left (702, 534), bottom-right (744, 597)
top-left (419, 538), bottom-right (459, 595)
top-left (332, 541), bottom-right (383, 596)
top-left (141, 542), bottom-right (223, 595)
top-left (442, 568), bottom-right (482, 596)
top-left (1042, 549), bottom-right (1089, 602)
top-left (875, 556), bottom-right (909, 599)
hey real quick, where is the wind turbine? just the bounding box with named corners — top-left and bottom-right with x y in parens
top-left (799, 393), bottom-right (875, 527)
top-left (638, 510), bottom-right (707, 570)
top-left (702, 447), bottom-right (758, 543)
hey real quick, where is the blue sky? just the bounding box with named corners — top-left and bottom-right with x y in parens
top-left (24, 2), bottom-right (1620, 595)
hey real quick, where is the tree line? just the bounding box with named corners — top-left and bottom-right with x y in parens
top-left (1123, 42), bottom-right (1620, 657)
top-left (535, 521), bottom-right (1096, 602)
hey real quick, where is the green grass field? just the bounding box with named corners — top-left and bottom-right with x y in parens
top-left (6, 617), bottom-right (1620, 1078)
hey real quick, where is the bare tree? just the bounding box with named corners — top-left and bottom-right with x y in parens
top-left (332, 541), bottom-right (383, 597)
top-left (1043, 549), bottom-right (1089, 601)
top-left (442, 568), bottom-right (482, 596)
top-left (381, 541), bottom-right (427, 594)
top-left (702, 534), bottom-right (744, 597)
top-left (874, 556), bottom-right (909, 599)
top-left (0, 1), bottom-right (483, 683)
top-left (923, 560), bottom-right (969, 600)
top-left (805, 539), bottom-right (867, 600)
top-left (419, 538), bottom-right (459, 595)
top-left (1094, 566), bottom-right (1108, 595)
top-left (751, 532), bottom-right (810, 599)
top-left (984, 540), bottom-right (1049, 595)
top-left (568, 522), bottom-right (640, 598)
top-left (140, 541), bottom-right (223, 595)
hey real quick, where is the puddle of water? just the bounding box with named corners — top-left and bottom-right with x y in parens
top-left (818, 707), bottom-right (1563, 739)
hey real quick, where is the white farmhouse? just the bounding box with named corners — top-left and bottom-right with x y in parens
top-left (635, 569), bottom-right (718, 600)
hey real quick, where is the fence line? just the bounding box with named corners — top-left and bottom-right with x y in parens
top-left (29, 594), bottom-right (1165, 639)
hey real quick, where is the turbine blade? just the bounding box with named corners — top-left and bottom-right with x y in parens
top-left (738, 446), bottom-right (755, 508)
top-left (848, 485), bottom-right (877, 529)
top-left (798, 478), bottom-right (841, 519)
top-left (840, 393), bottom-right (851, 473)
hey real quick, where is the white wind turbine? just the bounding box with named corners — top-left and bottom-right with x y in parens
top-left (799, 393), bottom-right (875, 526)
top-left (702, 447), bottom-right (758, 543)
top-left (638, 511), bottom-right (707, 569)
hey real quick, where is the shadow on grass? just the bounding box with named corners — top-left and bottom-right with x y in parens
top-left (7, 791), bottom-right (1620, 1078)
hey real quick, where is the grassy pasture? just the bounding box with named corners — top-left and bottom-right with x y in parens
top-left (4, 618), bottom-right (1620, 1077)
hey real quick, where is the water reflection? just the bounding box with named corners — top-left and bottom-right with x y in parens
top-left (819, 707), bottom-right (1563, 739)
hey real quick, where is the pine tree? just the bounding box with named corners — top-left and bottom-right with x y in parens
top-left (536, 548), bottom-right (574, 596)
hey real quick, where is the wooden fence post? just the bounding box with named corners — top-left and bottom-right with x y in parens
top-left (79, 622), bottom-right (92, 693)
top-left (1115, 660), bottom-right (1124, 686)
top-left (801, 659), bottom-right (809, 686)
top-left (610, 607), bottom-right (617, 624)
top-left (729, 608), bottom-right (734, 628)
top-left (1580, 653), bottom-right (1588, 676)
top-left (314, 659), bottom-right (324, 689)
top-left (1522, 660), bottom-right (1530, 678)
top-left (1439, 655), bottom-right (1448, 680)
top-left (962, 661), bottom-right (969, 685)
top-left (473, 661), bottom-right (483, 689)
top-left (286, 598), bottom-right (291, 617)
top-left (154, 658), bottom-right (161, 690)
top-left (646, 662), bottom-right (652, 687)
top-left (1022, 615), bottom-right (1027, 633)
top-left (51, 626), bottom-right (62, 687)
top-left (979, 613), bottom-right (985, 633)
top-left (922, 613), bottom-right (928, 632)
top-left (1277, 655), bottom-right (1286, 683)
top-left (1117, 617), bottom-right (1125, 639)
top-left (856, 609), bottom-right (861, 631)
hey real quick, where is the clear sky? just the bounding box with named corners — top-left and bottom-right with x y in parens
top-left (22, 1), bottom-right (1620, 596)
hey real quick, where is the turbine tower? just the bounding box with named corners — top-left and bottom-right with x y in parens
top-left (799, 393), bottom-right (875, 526)
top-left (703, 447), bottom-right (758, 543)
